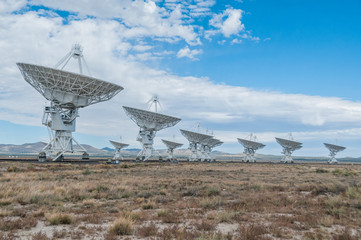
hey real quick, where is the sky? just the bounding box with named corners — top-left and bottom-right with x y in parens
top-left (0, 0), bottom-right (361, 157)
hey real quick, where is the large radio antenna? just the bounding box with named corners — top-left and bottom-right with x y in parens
top-left (123, 105), bottom-right (181, 161)
top-left (275, 135), bottom-right (302, 163)
top-left (161, 139), bottom-right (183, 163)
top-left (109, 139), bottom-right (129, 162)
top-left (17, 44), bottom-right (123, 161)
top-left (238, 133), bottom-right (265, 163)
top-left (180, 129), bottom-right (214, 162)
top-left (324, 143), bottom-right (346, 164)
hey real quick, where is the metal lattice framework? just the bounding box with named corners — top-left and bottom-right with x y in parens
top-left (161, 139), bottom-right (183, 161)
top-left (237, 137), bottom-right (265, 163)
top-left (17, 44), bottom-right (123, 161)
top-left (109, 140), bottom-right (129, 161)
top-left (180, 129), bottom-right (213, 161)
top-left (123, 106), bottom-right (181, 161)
top-left (275, 137), bottom-right (302, 163)
top-left (17, 63), bottom-right (123, 108)
top-left (324, 143), bottom-right (346, 164)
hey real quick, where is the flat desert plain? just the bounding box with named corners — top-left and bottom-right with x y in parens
top-left (0, 162), bottom-right (360, 239)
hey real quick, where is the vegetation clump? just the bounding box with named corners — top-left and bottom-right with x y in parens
top-left (332, 168), bottom-right (357, 176)
top-left (316, 168), bottom-right (329, 173)
top-left (46, 213), bottom-right (72, 225)
top-left (109, 217), bottom-right (133, 236)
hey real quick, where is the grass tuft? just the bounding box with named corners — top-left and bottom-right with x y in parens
top-left (46, 213), bottom-right (72, 225)
top-left (109, 217), bottom-right (133, 236)
top-left (316, 168), bottom-right (329, 173)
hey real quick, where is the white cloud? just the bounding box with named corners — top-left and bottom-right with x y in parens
top-left (216, 128), bottom-right (361, 144)
top-left (30, 0), bottom-right (201, 45)
top-left (165, 0), bottom-right (216, 17)
top-left (176, 46), bottom-right (203, 60)
top-left (231, 38), bottom-right (242, 44)
top-left (240, 32), bottom-right (260, 41)
top-left (0, 0), bottom-right (27, 13)
top-left (209, 8), bottom-right (244, 37)
top-left (206, 8), bottom-right (260, 43)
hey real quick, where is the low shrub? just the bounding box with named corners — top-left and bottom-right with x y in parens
top-left (207, 186), bottom-right (220, 196)
top-left (109, 217), bottom-right (133, 236)
top-left (316, 168), bottom-right (329, 173)
top-left (142, 202), bottom-right (155, 210)
top-left (332, 169), bottom-right (357, 177)
top-left (46, 213), bottom-right (72, 225)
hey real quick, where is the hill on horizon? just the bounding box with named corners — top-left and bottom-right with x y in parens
top-left (1, 142), bottom-right (360, 162)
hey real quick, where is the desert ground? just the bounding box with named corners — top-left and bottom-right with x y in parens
top-left (0, 162), bottom-right (360, 240)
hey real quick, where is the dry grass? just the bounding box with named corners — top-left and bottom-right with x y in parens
top-left (0, 162), bottom-right (360, 239)
top-left (108, 216), bottom-right (133, 235)
top-left (46, 213), bottom-right (72, 225)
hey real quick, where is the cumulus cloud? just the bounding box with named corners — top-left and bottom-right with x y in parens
top-left (30, 0), bottom-right (201, 45)
top-left (176, 46), bottom-right (203, 60)
top-left (206, 7), bottom-right (260, 42)
top-left (231, 38), bottom-right (242, 44)
top-left (164, 0), bottom-right (216, 17)
top-left (208, 8), bottom-right (244, 37)
top-left (0, 0), bottom-right (27, 13)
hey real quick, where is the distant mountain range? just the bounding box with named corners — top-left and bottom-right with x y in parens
top-left (0, 142), bottom-right (112, 156)
top-left (0, 142), bottom-right (360, 162)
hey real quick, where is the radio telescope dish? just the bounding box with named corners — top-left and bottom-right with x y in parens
top-left (109, 140), bottom-right (129, 161)
top-left (123, 106), bottom-right (181, 161)
top-left (238, 134), bottom-right (265, 163)
top-left (17, 63), bottom-right (122, 108)
top-left (275, 135), bottom-right (302, 163)
top-left (161, 139), bottom-right (183, 162)
top-left (324, 143), bottom-right (346, 164)
top-left (200, 138), bottom-right (223, 162)
top-left (17, 44), bottom-right (123, 161)
top-left (180, 129), bottom-right (213, 161)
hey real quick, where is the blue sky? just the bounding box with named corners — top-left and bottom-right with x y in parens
top-left (163, 1), bottom-right (361, 98)
top-left (1, 0), bottom-right (361, 157)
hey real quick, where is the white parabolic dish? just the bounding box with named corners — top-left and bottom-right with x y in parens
top-left (17, 63), bottom-right (123, 108)
top-left (324, 143), bottom-right (346, 152)
top-left (275, 137), bottom-right (302, 150)
top-left (109, 140), bottom-right (129, 149)
top-left (123, 106), bottom-right (181, 131)
top-left (161, 139), bottom-right (183, 149)
top-left (237, 138), bottom-right (265, 150)
top-left (180, 129), bottom-right (213, 143)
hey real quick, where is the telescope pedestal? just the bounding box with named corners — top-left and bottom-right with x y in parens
top-left (244, 148), bottom-right (256, 163)
top-left (42, 105), bottom-right (87, 161)
top-left (199, 145), bottom-right (208, 162)
top-left (188, 142), bottom-right (199, 161)
top-left (136, 130), bottom-right (155, 161)
top-left (204, 146), bottom-right (212, 162)
top-left (113, 150), bottom-right (124, 161)
top-left (166, 148), bottom-right (175, 161)
top-left (328, 152), bottom-right (338, 164)
top-left (280, 149), bottom-right (294, 163)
